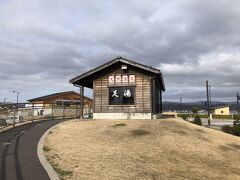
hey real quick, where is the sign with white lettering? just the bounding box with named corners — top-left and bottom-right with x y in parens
top-left (109, 87), bottom-right (134, 105)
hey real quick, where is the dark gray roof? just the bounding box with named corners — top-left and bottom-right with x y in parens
top-left (70, 56), bottom-right (165, 90)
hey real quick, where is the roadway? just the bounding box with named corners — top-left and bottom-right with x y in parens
top-left (0, 119), bottom-right (67, 180)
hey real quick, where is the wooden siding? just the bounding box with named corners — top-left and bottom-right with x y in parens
top-left (93, 67), bottom-right (152, 113)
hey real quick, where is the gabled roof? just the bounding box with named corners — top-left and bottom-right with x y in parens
top-left (28, 91), bottom-right (92, 102)
top-left (70, 56), bottom-right (165, 90)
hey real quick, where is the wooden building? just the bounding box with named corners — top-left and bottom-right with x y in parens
top-left (70, 57), bottom-right (165, 119)
top-left (28, 91), bottom-right (93, 109)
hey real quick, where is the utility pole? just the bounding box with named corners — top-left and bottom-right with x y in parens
top-left (209, 86), bottom-right (212, 107)
top-left (206, 81), bottom-right (210, 125)
top-left (180, 97), bottom-right (183, 114)
top-left (237, 93), bottom-right (240, 116)
top-left (12, 91), bottom-right (20, 104)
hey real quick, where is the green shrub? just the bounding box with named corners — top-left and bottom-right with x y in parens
top-left (233, 119), bottom-right (240, 125)
top-left (181, 114), bottom-right (188, 121)
top-left (233, 115), bottom-right (240, 121)
top-left (222, 125), bottom-right (233, 134)
top-left (198, 114), bottom-right (208, 118)
top-left (43, 146), bottom-right (51, 152)
top-left (222, 121), bottom-right (240, 137)
top-left (232, 120), bottom-right (240, 136)
top-left (213, 115), bottom-right (233, 119)
top-left (178, 114), bottom-right (235, 119)
top-left (191, 106), bottom-right (200, 114)
top-left (193, 114), bottom-right (202, 126)
top-left (177, 114), bottom-right (191, 118)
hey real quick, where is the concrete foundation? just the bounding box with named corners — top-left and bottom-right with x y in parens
top-left (93, 113), bottom-right (152, 119)
top-left (152, 113), bottom-right (163, 119)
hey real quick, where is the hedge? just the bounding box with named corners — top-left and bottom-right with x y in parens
top-left (178, 114), bottom-right (234, 119)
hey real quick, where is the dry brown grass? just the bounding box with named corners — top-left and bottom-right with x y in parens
top-left (44, 119), bottom-right (240, 180)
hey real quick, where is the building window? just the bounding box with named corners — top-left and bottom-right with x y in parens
top-left (109, 87), bottom-right (134, 105)
top-left (221, 110), bottom-right (224, 114)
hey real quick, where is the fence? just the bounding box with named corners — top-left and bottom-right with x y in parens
top-left (0, 103), bottom-right (92, 129)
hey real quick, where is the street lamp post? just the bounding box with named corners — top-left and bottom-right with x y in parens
top-left (12, 91), bottom-right (20, 126)
top-left (12, 91), bottom-right (20, 104)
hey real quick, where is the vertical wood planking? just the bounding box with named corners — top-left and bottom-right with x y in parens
top-left (93, 67), bottom-right (152, 113)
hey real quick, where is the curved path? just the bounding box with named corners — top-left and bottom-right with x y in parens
top-left (0, 119), bottom-right (67, 180)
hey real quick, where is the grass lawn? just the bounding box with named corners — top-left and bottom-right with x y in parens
top-left (44, 119), bottom-right (240, 180)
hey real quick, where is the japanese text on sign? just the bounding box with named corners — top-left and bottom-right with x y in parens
top-left (109, 87), bottom-right (134, 105)
top-left (108, 75), bottom-right (135, 83)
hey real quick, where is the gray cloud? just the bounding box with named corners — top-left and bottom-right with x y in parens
top-left (0, 0), bottom-right (240, 102)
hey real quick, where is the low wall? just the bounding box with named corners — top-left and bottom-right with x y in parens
top-left (93, 113), bottom-right (152, 119)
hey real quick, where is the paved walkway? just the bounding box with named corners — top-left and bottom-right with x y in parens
top-left (0, 119), bottom-right (66, 180)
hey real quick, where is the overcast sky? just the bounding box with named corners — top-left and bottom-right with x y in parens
top-left (0, 0), bottom-right (240, 103)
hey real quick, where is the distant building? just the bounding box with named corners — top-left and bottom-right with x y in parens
top-left (28, 91), bottom-right (93, 109)
top-left (210, 106), bottom-right (230, 115)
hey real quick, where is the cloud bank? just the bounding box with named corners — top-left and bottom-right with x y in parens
top-left (0, 0), bottom-right (240, 102)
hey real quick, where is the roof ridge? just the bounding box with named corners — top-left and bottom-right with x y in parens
top-left (69, 56), bottom-right (163, 85)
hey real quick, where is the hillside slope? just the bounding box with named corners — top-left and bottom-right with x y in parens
top-left (44, 119), bottom-right (240, 180)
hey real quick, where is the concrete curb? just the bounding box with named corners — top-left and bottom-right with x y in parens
top-left (37, 119), bottom-right (78, 180)
top-left (37, 124), bottom-right (61, 180)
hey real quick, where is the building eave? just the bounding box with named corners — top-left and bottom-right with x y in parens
top-left (69, 56), bottom-right (165, 91)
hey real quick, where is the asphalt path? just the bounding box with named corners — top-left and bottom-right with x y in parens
top-left (0, 119), bottom-right (67, 180)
